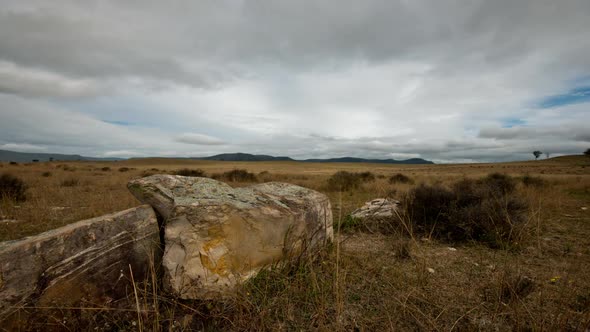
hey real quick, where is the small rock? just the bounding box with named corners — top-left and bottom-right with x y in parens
top-left (350, 198), bottom-right (400, 219)
top-left (581, 207), bottom-right (587, 211)
top-left (427, 268), bottom-right (435, 274)
top-left (447, 247), bottom-right (457, 252)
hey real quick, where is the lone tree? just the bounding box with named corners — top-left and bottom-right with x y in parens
top-left (585, 148), bottom-right (590, 157)
top-left (533, 150), bottom-right (542, 160)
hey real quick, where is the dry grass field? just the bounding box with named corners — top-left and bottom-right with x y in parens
top-left (1, 156), bottom-right (590, 331)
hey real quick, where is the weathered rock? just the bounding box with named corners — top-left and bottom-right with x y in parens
top-left (128, 175), bottom-right (333, 299)
top-left (350, 198), bottom-right (400, 220)
top-left (0, 205), bottom-right (160, 323)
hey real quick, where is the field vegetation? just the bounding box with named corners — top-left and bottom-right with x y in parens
top-left (0, 155), bottom-right (589, 330)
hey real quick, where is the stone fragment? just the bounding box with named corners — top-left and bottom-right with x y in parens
top-left (128, 175), bottom-right (333, 299)
top-left (350, 198), bottom-right (400, 219)
top-left (0, 205), bottom-right (160, 324)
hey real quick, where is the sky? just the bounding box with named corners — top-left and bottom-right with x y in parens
top-left (0, 0), bottom-right (589, 163)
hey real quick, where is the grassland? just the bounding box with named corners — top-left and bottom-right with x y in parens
top-left (1, 156), bottom-right (589, 330)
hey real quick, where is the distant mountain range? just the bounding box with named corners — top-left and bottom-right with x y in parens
top-left (0, 150), bottom-right (123, 163)
top-left (196, 153), bottom-right (294, 162)
top-left (194, 153), bottom-right (434, 164)
top-left (0, 150), bottom-right (433, 164)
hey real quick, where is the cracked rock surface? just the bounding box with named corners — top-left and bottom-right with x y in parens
top-left (128, 175), bottom-right (333, 299)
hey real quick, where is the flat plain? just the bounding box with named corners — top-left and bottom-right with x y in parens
top-left (1, 156), bottom-right (589, 330)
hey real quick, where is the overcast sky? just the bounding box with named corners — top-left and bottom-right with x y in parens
top-left (0, 0), bottom-right (589, 163)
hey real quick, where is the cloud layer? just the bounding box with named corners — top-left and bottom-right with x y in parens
top-left (0, 0), bottom-right (589, 162)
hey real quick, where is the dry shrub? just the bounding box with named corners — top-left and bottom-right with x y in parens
top-left (213, 169), bottom-right (257, 182)
top-left (389, 173), bottom-right (413, 184)
top-left (404, 173), bottom-right (528, 248)
top-left (101, 167), bottom-right (111, 171)
top-left (257, 170), bottom-right (272, 182)
top-left (41, 171), bottom-right (52, 177)
top-left (174, 168), bottom-right (206, 177)
top-left (60, 178), bottom-right (80, 187)
top-left (118, 167), bottom-right (131, 172)
top-left (482, 272), bottom-right (535, 304)
top-left (0, 173), bottom-right (27, 201)
top-left (357, 171), bottom-right (376, 182)
top-left (521, 174), bottom-right (545, 187)
top-left (9, 161), bottom-right (18, 165)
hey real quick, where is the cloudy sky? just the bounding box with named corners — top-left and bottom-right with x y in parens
top-left (0, 0), bottom-right (589, 163)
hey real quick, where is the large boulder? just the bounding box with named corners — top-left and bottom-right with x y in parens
top-left (0, 205), bottom-right (160, 324)
top-left (128, 175), bottom-right (333, 299)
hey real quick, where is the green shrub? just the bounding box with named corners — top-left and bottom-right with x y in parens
top-left (0, 173), bottom-right (27, 201)
top-left (404, 174), bottom-right (528, 248)
top-left (389, 173), bottom-right (413, 184)
top-left (174, 168), bottom-right (206, 177)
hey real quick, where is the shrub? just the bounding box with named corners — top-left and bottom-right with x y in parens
top-left (118, 167), bottom-right (131, 172)
top-left (174, 168), bottom-right (206, 177)
top-left (389, 173), bottom-right (413, 184)
top-left (480, 173), bottom-right (516, 196)
top-left (216, 169), bottom-right (258, 182)
top-left (337, 215), bottom-right (363, 232)
top-left (9, 161), bottom-right (18, 165)
top-left (521, 174), bottom-right (545, 187)
top-left (405, 183), bottom-right (455, 237)
top-left (0, 173), bottom-right (27, 201)
top-left (357, 171), bottom-right (376, 182)
top-left (101, 167), bottom-right (111, 171)
top-left (404, 174), bottom-right (528, 248)
top-left (41, 171), bottom-right (52, 177)
top-left (60, 178), bottom-right (80, 187)
top-left (326, 171), bottom-right (362, 191)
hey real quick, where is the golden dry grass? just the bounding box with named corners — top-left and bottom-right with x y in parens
top-left (1, 156), bottom-right (589, 330)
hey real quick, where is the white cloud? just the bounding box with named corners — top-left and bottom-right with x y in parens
top-left (0, 143), bottom-right (46, 152)
top-left (0, 61), bottom-right (99, 98)
top-left (175, 133), bottom-right (226, 145)
top-left (0, 0), bottom-right (588, 162)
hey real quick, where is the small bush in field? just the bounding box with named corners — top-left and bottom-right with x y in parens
top-left (521, 174), bottom-right (545, 187)
top-left (60, 178), bottom-right (80, 187)
top-left (101, 167), bottom-right (111, 171)
top-left (480, 173), bottom-right (516, 196)
top-left (41, 171), bottom-right (52, 177)
top-left (0, 173), bottom-right (27, 201)
top-left (357, 171), bottom-right (376, 182)
top-left (118, 167), bottom-right (131, 172)
top-left (327, 171), bottom-right (361, 191)
top-left (403, 173), bottom-right (528, 248)
top-left (216, 169), bottom-right (257, 182)
top-left (9, 161), bottom-right (18, 165)
top-left (174, 168), bottom-right (206, 177)
top-left (389, 173), bottom-right (413, 184)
